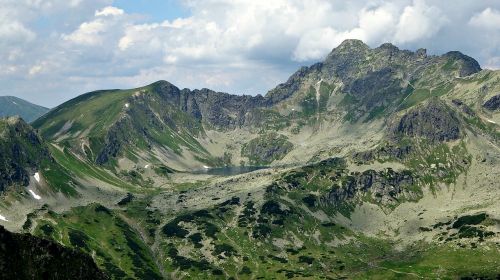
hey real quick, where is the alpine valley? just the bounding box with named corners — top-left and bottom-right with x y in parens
top-left (1, 40), bottom-right (499, 279)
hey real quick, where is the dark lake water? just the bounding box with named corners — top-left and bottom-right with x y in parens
top-left (192, 166), bottom-right (268, 176)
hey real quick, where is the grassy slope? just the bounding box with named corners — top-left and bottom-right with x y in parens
top-left (34, 203), bottom-right (162, 280)
top-left (31, 85), bottom-right (220, 169)
top-left (48, 145), bottom-right (136, 191)
top-left (32, 89), bottom-right (130, 139)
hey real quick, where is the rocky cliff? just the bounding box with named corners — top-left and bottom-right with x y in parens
top-left (0, 117), bottom-right (51, 192)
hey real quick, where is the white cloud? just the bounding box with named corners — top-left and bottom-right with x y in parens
top-left (0, 20), bottom-right (36, 44)
top-left (62, 6), bottom-right (126, 46)
top-left (293, 28), bottom-right (364, 61)
top-left (394, 0), bottom-right (448, 44)
top-left (482, 55), bottom-right (500, 69)
top-left (0, 0), bottom-right (499, 107)
top-left (469, 8), bottom-right (500, 29)
top-left (29, 65), bottom-right (43, 75)
top-left (292, 3), bottom-right (399, 61)
top-left (359, 5), bottom-right (398, 43)
top-left (95, 6), bottom-right (124, 17)
top-left (62, 20), bottom-right (107, 45)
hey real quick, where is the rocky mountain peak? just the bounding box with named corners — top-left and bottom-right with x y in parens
top-left (377, 42), bottom-right (400, 51)
top-left (330, 39), bottom-right (370, 54)
top-left (442, 51), bottom-right (481, 77)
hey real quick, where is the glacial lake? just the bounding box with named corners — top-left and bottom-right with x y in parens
top-left (192, 166), bottom-right (268, 176)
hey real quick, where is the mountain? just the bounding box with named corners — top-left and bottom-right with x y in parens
top-left (32, 40), bottom-right (492, 173)
top-left (0, 225), bottom-right (108, 279)
top-left (0, 96), bottom-right (49, 122)
top-left (1, 40), bottom-right (499, 279)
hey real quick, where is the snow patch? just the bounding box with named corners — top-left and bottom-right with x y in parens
top-left (144, 164), bottom-right (150, 169)
top-left (203, 165), bottom-right (210, 169)
top-left (125, 103), bottom-right (130, 108)
top-left (12, 101), bottom-right (17, 105)
top-left (0, 215), bottom-right (8, 222)
top-left (29, 190), bottom-right (41, 200)
top-left (34, 172), bottom-right (40, 183)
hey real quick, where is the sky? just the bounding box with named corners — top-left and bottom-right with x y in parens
top-left (1, 0), bottom-right (500, 107)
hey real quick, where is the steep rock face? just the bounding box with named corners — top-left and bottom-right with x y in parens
top-left (95, 115), bottom-right (133, 165)
top-left (389, 99), bottom-right (461, 142)
top-left (265, 65), bottom-right (320, 104)
top-left (151, 81), bottom-right (267, 129)
top-left (0, 117), bottom-right (51, 192)
top-left (483, 94), bottom-right (500, 111)
top-left (0, 226), bottom-right (108, 279)
top-left (322, 168), bottom-right (417, 206)
top-left (443, 51), bottom-right (482, 77)
top-left (354, 99), bottom-right (466, 165)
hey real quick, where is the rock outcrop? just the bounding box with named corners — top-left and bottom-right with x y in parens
top-left (323, 168), bottom-right (417, 206)
top-left (241, 133), bottom-right (293, 165)
top-left (483, 94), bottom-right (500, 111)
top-left (0, 117), bottom-right (51, 192)
top-left (389, 99), bottom-right (461, 142)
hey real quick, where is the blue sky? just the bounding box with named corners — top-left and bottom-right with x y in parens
top-left (113, 0), bottom-right (189, 22)
top-left (0, 0), bottom-right (499, 107)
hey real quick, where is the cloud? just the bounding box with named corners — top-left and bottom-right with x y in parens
top-left (62, 6), bottom-right (126, 46)
top-left (0, 0), bottom-right (499, 107)
top-left (0, 21), bottom-right (36, 44)
top-left (95, 6), bottom-right (124, 17)
top-left (292, 3), bottom-right (399, 61)
top-left (469, 8), bottom-right (500, 29)
top-left (293, 28), bottom-right (364, 61)
top-left (62, 20), bottom-right (108, 45)
top-left (393, 0), bottom-right (448, 44)
top-left (28, 65), bottom-right (43, 76)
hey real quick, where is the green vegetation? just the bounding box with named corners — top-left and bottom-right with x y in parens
top-left (399, 83), bottom-right (454, 110)
top-left (48, 145), bottom-right (136, 190)
top-left (34, 203), bottom-right (162, 279)
top-left (33, 89), bottom-right (132, 139)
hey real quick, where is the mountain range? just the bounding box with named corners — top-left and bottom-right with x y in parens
top-left (0, 96), bottom-right (49, 122)
top-left (0, 39), bottom-right (499, 279)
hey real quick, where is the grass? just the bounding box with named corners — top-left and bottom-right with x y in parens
top-left (32, 84), bottom-right (215, 169)
top-left (405, 141), bottom-right (470, 185)
top-left (48, 145), bottom-right (137, 190)
top-left (34, 203), bottom-right (162, 279)
top-left (358, 244), bottom-right (500, 279)
top-left (318, 81), bottom-right (334, 112)
top-left (399, 83), bottom-right (454, 110)
top-left (33, 89), bottom-right (132, 139)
